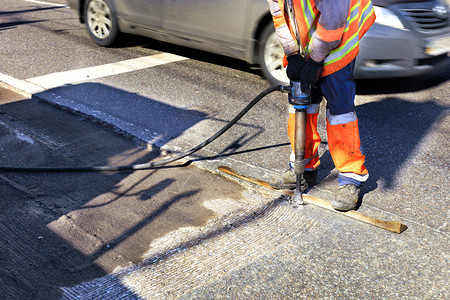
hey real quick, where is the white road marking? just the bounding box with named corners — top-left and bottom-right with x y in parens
top-left (0, 53), bottom-right (188, 94)
top-left (26, 53), bottom-right (188, 89)
top-left (24, 0), bottom-right (67, 7)
top-left (0, 73), bottom-right (43, 95)
top-left (3, 4), bottom-right (188, 92)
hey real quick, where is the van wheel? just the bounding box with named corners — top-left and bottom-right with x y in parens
top-left (85, 0), bottom-right (119, 46)
top-left (258, 23), bottom-right (289, 86)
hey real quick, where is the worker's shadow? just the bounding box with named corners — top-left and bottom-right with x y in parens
top-left (320, 97), bottom-right (448, 194)
top-left (316, 58), bottom-right (448, 194)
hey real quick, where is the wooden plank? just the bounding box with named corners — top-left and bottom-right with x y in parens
top-left (218, 166), bottom-right (407, 234)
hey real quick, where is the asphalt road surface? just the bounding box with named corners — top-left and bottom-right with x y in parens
top-left (0, 1), bottom-right (449, 299)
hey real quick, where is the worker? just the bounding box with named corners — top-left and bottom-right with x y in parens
top-left (267, 0), bottom-right (376, 211)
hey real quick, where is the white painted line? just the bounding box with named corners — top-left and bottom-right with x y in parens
top-left (26, 53), bottom-right (188, 89)
top-left (0, 72), bottom-right (45, 95)
top-left (24, 0), bottom-right (67, 7)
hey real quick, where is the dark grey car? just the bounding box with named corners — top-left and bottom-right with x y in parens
top-left (67, 0), bottom-right (450, 84)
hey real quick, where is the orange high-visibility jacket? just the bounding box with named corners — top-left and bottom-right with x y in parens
top-left (268, 0), bottom-right (376, 76)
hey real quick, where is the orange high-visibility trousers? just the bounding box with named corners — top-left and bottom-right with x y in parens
top-left (326, 111), bottom-right (368, 181)
top-left (288, 109), bottom-right (368, 182)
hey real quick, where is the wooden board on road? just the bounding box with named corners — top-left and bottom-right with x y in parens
top-left (218, 166), bottom-right (408, 234)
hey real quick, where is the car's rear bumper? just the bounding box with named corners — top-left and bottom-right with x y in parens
top-left (354, 24), bottom-right (450, 79)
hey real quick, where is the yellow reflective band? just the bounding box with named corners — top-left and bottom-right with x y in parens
top-left (300, 0), bottom-right (316, 45)
top-left (360, 2), bottom-right (374, 27)
top-left (325, 32), bottom-right (359, 65)
top-left (307, 0), bottom-right (316, 20)
top-left (344, 6), bottom-right (361, 34)
top-left (324, 2), bottom-right (374, 66)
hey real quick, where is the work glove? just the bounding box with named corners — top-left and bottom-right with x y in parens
top-left (286, 54), bottom-right (307, 82)
top-left (300, 58), bottom-right (324, 94)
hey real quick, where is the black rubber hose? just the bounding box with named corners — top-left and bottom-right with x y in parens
top-left (0, 85), bottom-right (284, 172)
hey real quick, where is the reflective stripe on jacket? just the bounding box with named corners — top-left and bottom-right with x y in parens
top-left (268, 0), bottom-right (376, 76)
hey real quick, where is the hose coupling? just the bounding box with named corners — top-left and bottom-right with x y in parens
top-left (280, 85), bottom-right (291, 94)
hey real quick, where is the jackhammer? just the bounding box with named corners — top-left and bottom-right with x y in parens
top-left (287, 81), bottom-right (310, 205)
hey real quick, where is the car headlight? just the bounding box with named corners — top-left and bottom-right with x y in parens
top-left (374, 6), bottom-right (406, 30)
top-left (436, 0), bottom-right (449, 8)
top-left (434, 0), bottom-right (450, 18)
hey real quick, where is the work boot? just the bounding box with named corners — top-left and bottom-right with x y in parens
top-left (268, 169), bottom-right (307, 191)
top-left (332, 184), bottom-right (360, 211)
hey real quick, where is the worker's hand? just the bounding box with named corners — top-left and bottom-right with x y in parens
top-left (286, 54), bottom-right (307, 82)
top-left (300, 58), bottom-right (324, 93)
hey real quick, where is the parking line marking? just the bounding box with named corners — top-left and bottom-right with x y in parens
top-left (24, 0), bottom-right (67, 7)
top-left (26, 53), bottom-right (188, 89)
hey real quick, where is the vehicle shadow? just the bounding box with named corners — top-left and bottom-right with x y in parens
top-left (0, 6), bottom-right (64, 16)
top-left (115, 33), bottom-right (262, 76)
top-left (0, 20), bottom-right (43, 31)
top-left (0, 6), bottom-right (66, 31)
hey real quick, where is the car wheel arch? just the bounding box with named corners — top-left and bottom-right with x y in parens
top-left (79, 0), bottom-right (86, 23)
top-left (254, 15), bottom-right (289, 86)
top-left (250, 13), bottom-right (274, 64)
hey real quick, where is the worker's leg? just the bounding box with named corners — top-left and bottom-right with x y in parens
top-left (326, 112), bottom-right (368, 182)
top-left (321, 60), bottom-right (368, 211)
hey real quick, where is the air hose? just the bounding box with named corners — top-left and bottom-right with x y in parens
top-left (0, 85), bottom-right (286, 172)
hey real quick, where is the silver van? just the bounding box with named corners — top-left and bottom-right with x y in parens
top-left (67, 0), bottom-right (450, 85)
